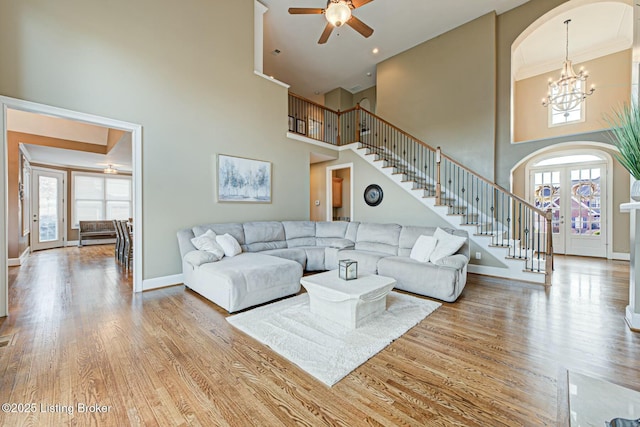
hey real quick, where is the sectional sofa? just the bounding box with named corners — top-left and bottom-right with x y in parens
top-left (177, 221), bottom-right (469, 312)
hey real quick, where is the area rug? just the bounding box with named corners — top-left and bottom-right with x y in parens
top-left (226, 291), bottom-right (440, 386)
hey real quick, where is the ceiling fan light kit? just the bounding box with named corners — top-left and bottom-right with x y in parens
top-left (325, 1), bottom-right (351, 27)
top-left (288, 0), bottom-right (374, 44)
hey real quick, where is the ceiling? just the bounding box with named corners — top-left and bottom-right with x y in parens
top-left (8, 109), bottom-right (132, 173)
top-left (513, 1), bottom-right (633, 81)
top-left (262, 1), bottom-right (634, 100)
top-left (262, 0), bottom-right (531, 100)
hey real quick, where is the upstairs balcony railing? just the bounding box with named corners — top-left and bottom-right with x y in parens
top-left (289, 92), bottom-right (553, 285)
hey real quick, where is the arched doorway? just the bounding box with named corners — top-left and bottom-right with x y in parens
top-left (526, 148), bottom-right (611, 257)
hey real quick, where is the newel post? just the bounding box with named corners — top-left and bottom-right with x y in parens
top-left (545, 208), bottom-right (554, 286)
top-left (435, 146), bottom-right (442, 205)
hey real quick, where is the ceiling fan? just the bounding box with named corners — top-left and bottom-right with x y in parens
top-left (289, 0), bottom-right (374, 44)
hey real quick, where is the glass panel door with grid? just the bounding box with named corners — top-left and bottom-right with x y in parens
top-left (566, 166), bottom-right (605, 257)
top-left (31, 168), bottom-right (66, 251)
top-left (532, 169), bottom-right (564, 253)
top-left (530, 162), bottom-right (606, 257)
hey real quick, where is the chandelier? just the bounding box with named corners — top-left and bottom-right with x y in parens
top-left (542, 19), bottom-right (595, 114)
top-left (325, 0), bottom-right (351, 27)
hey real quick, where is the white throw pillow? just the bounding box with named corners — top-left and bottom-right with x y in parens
top-left (191, 229), bottom-right (225, 259)
top-left (409, 235), bottom-right (438, 263)
top-left (216, 233), bottom-right (242, 257)
top-left (429, 227), bottom-right (467, 263)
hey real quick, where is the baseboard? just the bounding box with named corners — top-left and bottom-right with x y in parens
top-left (467, 264), bottom-right (546, 285)
top-left (8, 247), bottom-right (31, 266)
top-left (67, 238), bottom-right (116, 247)
top-left (142, 273), bottom-right (184, 291)
top-left (612, 252), bottom-right (630, 261)
top-left (625, 306), bottom-right (640, 332)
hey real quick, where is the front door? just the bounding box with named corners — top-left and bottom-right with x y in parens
top-left (530, 161), bottom-right (606, 257)
top-left (31, 168), bottom-right (66, 251)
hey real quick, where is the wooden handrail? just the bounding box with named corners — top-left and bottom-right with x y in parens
top-left (288, 93), bottom-right (340, 115)
top-left (357, 105), bottom-right (547, 218)
top-left (288, 92), bottom-right (546, 218)
top-left (289, 92), bottom-right (552, 281)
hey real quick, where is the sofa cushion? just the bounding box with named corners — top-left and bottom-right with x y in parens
top-left (336, 249), bottom-right (387, 274)
top-left (377, 256), bottom-right (464, 302)
top-left (193, 223), bottom-right (245, 246)
top-left (410, 235), bottom-right (438, 263)
top-left (184, 250), bottom-right (220, 267)
top-left (430, 228), bottom-right (468, 263)
top-left (316, 221), bottom-right (349, 238)
top-left (315, 237), bottom-right (354, 249)
top-left (302, 247), bottom-right (325, 271)
top-left (434, 254), bottom-right (469, 270)
top-left (197, 252), bottom-right (303, 300)
top-left (260, 248), bottom-right (307, 267)
top-left (243, 221), bottom-right (287, 252)
top-left (283, 221), bottom-right (316, 248)
top-left (354, 223), bottom-right (402, 256)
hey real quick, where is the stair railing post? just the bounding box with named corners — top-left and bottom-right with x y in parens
top-left (355, 103), bottom-right (360, 143)
top-left (435, 146), bottom-right (442, 205)
top-left (545, 208), bottom-right (553, 286)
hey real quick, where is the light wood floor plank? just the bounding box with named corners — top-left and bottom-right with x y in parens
top-left (0, 246), bottom-right (638, 426)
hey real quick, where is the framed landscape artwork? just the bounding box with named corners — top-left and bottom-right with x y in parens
top-left (217, 154), bottom-right (272, 203)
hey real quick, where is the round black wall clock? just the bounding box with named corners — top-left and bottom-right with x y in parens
top-left (364, 184), bottom-right (383, 207)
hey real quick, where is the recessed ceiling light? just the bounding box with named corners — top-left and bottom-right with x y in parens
top-left (372, 47), bottom-right (379, 54)
top-left (366, 72), bottom-right (372, 77)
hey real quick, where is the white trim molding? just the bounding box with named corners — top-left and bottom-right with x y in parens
top-left (626, 305), bottom-right (640, 331)
top-left (142, 273), bottom-right (184, 291)
top-left (612, 252), bottom-right (631, 261)
top-left (8, 247), bottom-right (30, 267)
top-left (325, 162), bottom-right (354, 222)
top-left (0, 95), bottom-right (144, 320)
top-left (66, 239), bottom-right (116, 247)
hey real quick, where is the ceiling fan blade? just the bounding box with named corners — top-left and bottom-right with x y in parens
top-left (318, 23), bottom-right (334, 44)
top-left (288, 7), bottom-right (324, 14)
top-left (347, 15), bottom-right (374, 38)
top-left (350, 0), bottom-right (373, 9)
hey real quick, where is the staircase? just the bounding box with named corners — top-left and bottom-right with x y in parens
top-left (288, 93), bottom-right (553, 285)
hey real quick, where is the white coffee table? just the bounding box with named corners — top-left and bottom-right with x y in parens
top-left (300, 270), bottom-right (396, 329)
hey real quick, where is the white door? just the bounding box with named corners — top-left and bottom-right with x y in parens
top-left (31, 168), bottom-right (66, 251)
top-left (530, 162), bottom-right (606, 257)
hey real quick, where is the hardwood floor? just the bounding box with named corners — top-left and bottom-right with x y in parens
top-left (0, 246), bottom-right (638, 426)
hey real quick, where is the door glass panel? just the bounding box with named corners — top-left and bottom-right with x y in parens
top-left (533, 171), bottom-right (561, 235)
top-left (570, 167), bottom-right (601, 236)
top-left (38, 176), bottom-right (58, 242)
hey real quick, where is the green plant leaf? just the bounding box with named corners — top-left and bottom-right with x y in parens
top-left (605, 102), bottom-right (640, 180)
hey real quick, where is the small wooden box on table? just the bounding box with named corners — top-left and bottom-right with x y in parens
top-left (300, 270), bottom-right (396, 329)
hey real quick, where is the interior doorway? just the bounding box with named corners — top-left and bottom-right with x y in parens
top-left (1, 96), bottom-right (143, 317)
top-left (527, 152), bottom-right (609, 257)
top-left (326, 163), bottom-right (354, 222)
top-left (31, 167), bottom-right (67, 251)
